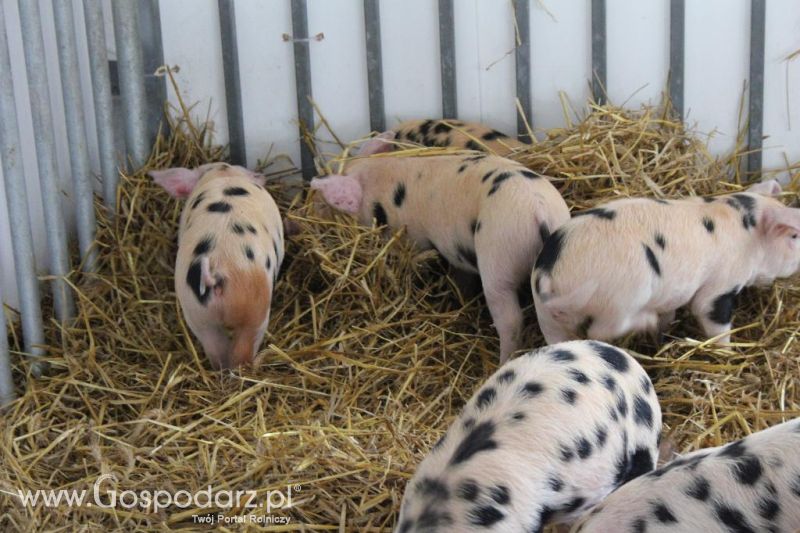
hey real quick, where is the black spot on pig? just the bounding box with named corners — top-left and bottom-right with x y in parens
top-left (231, 223), bottom-right (245, 235)
top-left (449, 420), bottom-right (498, 465)
top-left (372, 202), bottom-right (388, 226)
top-left (521, 381), bottom-right (544, 398)
top-left (244, 246), bottom-right (255, 262)
top-left (549, 348), bottom-right (575, 362)
top-left (595, 425), bottom-right (608, 448)
top-left (640, 374), bottom-right (653, 394)
top-left (702, 217), bottom-right (716, 233)
top-left (465, 154), bottom-right (486, 163)
top-left (463, 417), bottom-right (475, 430)
top-left (576, 437), bottom-right (592, 458)
top-left (616, 393), bottom-right (629, 418)
top-left (630, 518), bottom-right (647, 533)
top-left (576, 208), bottom-right (616, 220)
top-left (731, 455), bottom-right (762, 485)
top-left (520, 169), bottom-right (540, 179)
top-left (643, 244), bottom-right (661, 276)
top-left (548, 476), bottom-right (564, 492)
top-left (497, 369), bottom-right (515, 384)
top-left (417, 508), bottom-right (453, 529)
top-left (511, 411), bottom-right (525, 422)
top-left (561, 388), bottom-right (578, 405)
top-left (476, 387), bottom-right (496, 410)
top-left (539, 223), bottom-right (550, 244)
top-left (457, 244), bottom-right (478, 269)
top-left (634, 396), bottom-right (654, 428)
top-left (535, 228), bottom-right (566, 273)
top-left (791, 476), bottom-right (800, 497)
top-left (458, 480), bottom-right (480, 501)
top-left (469, 506), bottom-right (504, 527)
top-left (615, 446), bottom-right (655, 485)
top-left (393, 183), bottom-right (406, 207)
top-left (602, 374), bottom-right (617, 392)
top-left (207, 201), bottom-right (232, 213)
top-left (193, 235), bottom-right (214, 256)
top-left (652, 502), bottom-right (678, 523)
top-left (246, 223), bottom-right (256, 234)
top-left (720, 439), bottom-right (747, 458)
top-left (186, 260), bottom-right (210, 305)
top-left (490, 485), bottom-right (510, 505)
top-left (481, 170), bottom-right (494, 183)
top-left (458, 163), bottom-right (468, 173)
top-left (654, 232), bottom-right (666, 249)
top-left (266, 256), bottom-right (272, 270)
top-left (560, 445), bottom-right (575, 462)
top-left (709, 287), bottom-right (738, 325)
top-left (568, 368), bottom-right (590, 385)
top-left (482, 129), bottom-right (507, 141)
top-left (577, 316), bottom-right (594, 338)
top-left (223, 186), bottom-right (249, 196)
top-left (190, 192), bottom-right (206, 210)
top-left (685, 476), bottom-right (711, 501)
top-left (488, 172), bottom-right (513, 195)
top-left (471, 219), bottom-right (480, 234)
top-left (433, 122), bottom-right (451, 135)
top-left (590, 341), bottom-right (630, 372)
top-left (714, 503), bottom-right (756, 533)
top-left (758, 496), bottom-right (781, 520)
top-left (466, 140), bottom-right (482, 151)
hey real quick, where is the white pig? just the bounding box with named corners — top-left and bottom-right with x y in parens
top-left (393, 119), bottom-right (528, 156)
top-left (310, 132), bottom-right (570, 362)
top-left (532, 180), bottom-right (798, 344)
top-left (395, 340), bottom-right (662, 533)
top-left (150, 163), bottom-right (284, 369)
top-left (573, 418), bottom-right (800, 533)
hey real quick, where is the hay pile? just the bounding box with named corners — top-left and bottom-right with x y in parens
top-left (2, 103), bottom-right (799, 531)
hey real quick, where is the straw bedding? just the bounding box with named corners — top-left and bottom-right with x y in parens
top-left (2, 103), bottom-right (799, 532)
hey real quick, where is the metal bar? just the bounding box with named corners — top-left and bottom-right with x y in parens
top-left (0, 283), bottom-right (13, 407)
top-left (112, 0), bottom-right (149, 169)
top-left (668, 0), bottom-right (685, 119)
top-left (290, 0), bottom-right (315, 180)
top-left (747, 0), bottom-right (766, 178)
top-left (83, 0), bottom-right (119, 210)
top-left (53, 0), bottom-right (97, 271)
top-left (363, 0), bottom-right (385, 132)
top-left (438, 0), bottom-right (457, 119)
top-left (514, 0), bottom-right (532, 140)
top-left (0, 0), bottom-right (45, 361)
top-left (590, 0), bottom-right (606, 104)
top-left (138, 0), bottom-right (168, 150)
top-left (17, 0), bottom-right (75, 322)
top-left (218, 0), bottom-right (247, 165)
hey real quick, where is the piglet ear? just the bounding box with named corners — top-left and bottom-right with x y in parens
top-left (359, 130), bottom-right (396, 156)
top-left (309, 174), bottom-right (362, 214)
top-left (761, 205), bottom-right (800, 237)
top-left (149, 167), bottom-right (202, 198)
top-left (748, 179), bottom-right (782, 197)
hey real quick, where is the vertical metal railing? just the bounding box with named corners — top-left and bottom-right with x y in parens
top-left (591, 0), bottom-right (607, 104)
top-left (17, 0), bottom-right (75, 323)
top-left (363, 0), bottom-right (385, 132)
top-left (669, 0), bottom-right (685, 119)
top-left (219, 0), bottom-right (247, 165)
top-left (746, 0), bottom-right (766, 178)
top-left (53, 0), bottom-right (98, 271)
top-left (438, 0), bottom-right (457, 119)
top-left (290, 0), bottom-right (315, 179)
top-left (514, 0), bottom-right (532, 140)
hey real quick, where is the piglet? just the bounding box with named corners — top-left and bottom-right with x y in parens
top-left (150, 163), bottom-right (284, 369)
top-left (395, 340), bottom-right (662, 533)
top-left (573, 418), bottom-right (800, 533)
top-left (532, 180), bottom-right (798, 344)
top-left (310, 132), bottom-right (570, 363)
top-left (393, 119), bottom-right (528, 156)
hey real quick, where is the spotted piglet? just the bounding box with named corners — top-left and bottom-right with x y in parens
top-left (395, 341), bottom-right (662, 533)
top-left (573, 418), bottom-right (800, 533)
top-left (311, 132), bottom-right (570, 362)
top-left (150, 163), bottom-right (284, 369)
top-left (532, 180), bottom-right (798, 344)
top-left (393, 119), bottom-right (528, 156)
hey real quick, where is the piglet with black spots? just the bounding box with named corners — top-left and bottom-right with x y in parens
top-left (533, 180), bottom-right (799, 344)
top-left (573, 418), bottom-right (800, 533)
top-left (310, 132), bottom-right (570, 362)
top-left (150, 163), bottom-right (285, 369)
top-left (395, 340), bottom-right (662, 533)
top-left (393, 119), bottom-right (527, 156)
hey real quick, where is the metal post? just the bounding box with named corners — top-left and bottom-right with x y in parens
top-left (138, 0), bottom-right (167, 150)
top-left (0, 284), bottom-right (14, 407)
top-left (290, 0), bottom-right (315, 180)
top-left (514, 0), bottom-right (531, 140)
top-left (591, 0), bottom-right (607, 104)
top-left (83, 0), bottom-right (119, 211)
top-left (112, 0), bottom-right (149, 169)
top-left (0, 0), bottom-right (45, 360)
top-left (53, 0), bottom-right (97, 271)
top-left (218, 0), bottom-right (247, 165)
top-left (17, 0), bottom-right (75, 322)
top-left (747, 0), bottom-right (766, 178)
top-left (669, 0), bottom-right (685, 119)
top-left (438, 0), bottom-right (457, 119)
top-left (363, 0), bottom-right (385, 132)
